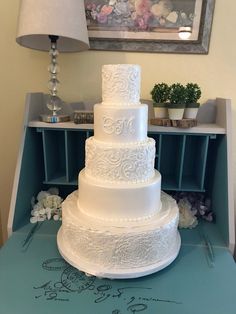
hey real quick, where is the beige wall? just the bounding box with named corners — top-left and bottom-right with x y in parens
top-left (0, 214), bottom-right (2, 246)
top-left (0, 1), bottom-right (236, 242)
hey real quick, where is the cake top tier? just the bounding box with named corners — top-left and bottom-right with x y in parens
top-left (102, 64), bottom-right (141, 105)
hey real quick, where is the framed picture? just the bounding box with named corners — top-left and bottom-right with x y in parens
top-left (85, 0), bottom-right (215, 54)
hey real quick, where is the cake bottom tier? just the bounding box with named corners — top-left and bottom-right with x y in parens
top-left (57, 191), bottom-right (181, 279)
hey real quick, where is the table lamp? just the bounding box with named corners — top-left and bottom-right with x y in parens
top-left (16, 0), bottom-right (90, 123)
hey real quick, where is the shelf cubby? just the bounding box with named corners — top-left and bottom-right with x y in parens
top-left (40, 129), bottom-right (67, 184)
top-left (159, 134), bottom-right (186, 190)
top-left (181, 135), bottom-right (210, 191)
top-left (65, 130), bottom-right (90, 185)
top-left (39, 129), bottom-right (93, 186)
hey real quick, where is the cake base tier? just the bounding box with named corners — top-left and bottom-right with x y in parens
top-left (57, 191), bottom-right (180, 279)
top-left (57, 229), bottom-right (180, 279)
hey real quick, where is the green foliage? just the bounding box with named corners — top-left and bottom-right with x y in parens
top-left (169, 83), bottom-right (186, 105)
top-left (151, 82), bottom-right (202, 109)
top-left (151, 83), bottom-right (170, 104)
top-left (185, 83), bottom-right (201, 106)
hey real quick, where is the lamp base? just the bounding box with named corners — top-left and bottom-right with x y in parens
top-left (40, 114), bottom-right (70, 123)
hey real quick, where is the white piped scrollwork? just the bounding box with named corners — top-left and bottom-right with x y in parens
top-left (103, 116), bottom-right (135, 135)
top-left (61, 191), bottom-right (180, 270)
top-left (102, 64), bottom-right (140, 105)
top-left (85, 137), bottom-right (155, 182)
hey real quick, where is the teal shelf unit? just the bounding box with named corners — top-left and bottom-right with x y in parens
top-left (39, 128), bottom-right (92, 186)
top-left (1, 93), bottom-right (236, 314)
top-left (149, 133), bottom-right (212, 192)
top-left (7, 93), bottom-right (235, 251)
top-left (36, 128), bottom-right (213, 192)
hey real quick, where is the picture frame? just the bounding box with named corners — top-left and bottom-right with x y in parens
top-left (85, 0), bottom-right (215, 54)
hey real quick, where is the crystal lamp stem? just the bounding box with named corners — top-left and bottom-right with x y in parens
top-left (40, 35), bottom-right (70, 123)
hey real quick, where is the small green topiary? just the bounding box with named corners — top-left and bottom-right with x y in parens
top-left (168, 83), bottom-right (186, 108)
top-left (185, 83), bottom-right (201, 108)
top-left (151, 83), bottom-right (170, 105)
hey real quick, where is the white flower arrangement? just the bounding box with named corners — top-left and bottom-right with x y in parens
top-left (178, 198), bottom-right (198, 229)
top-left (30, 187), bottom-right (63, 223)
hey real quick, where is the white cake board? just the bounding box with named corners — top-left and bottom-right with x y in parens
top-left (57, 229), bottom-right (181, 279)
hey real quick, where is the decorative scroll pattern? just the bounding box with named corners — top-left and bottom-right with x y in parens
top-left (85, 138), bottom-right (155, 183)
top-left (103, 116), bottom-right (135, 135)
top-left (102, 65), bottom-right (140, 105)
top-left (63, 224), bottom-right (179, 269)
top-left (62, 192), bottom-right (180, 270)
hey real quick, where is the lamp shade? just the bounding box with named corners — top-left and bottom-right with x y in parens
top-left (16, 0), bottom-right (89, 52)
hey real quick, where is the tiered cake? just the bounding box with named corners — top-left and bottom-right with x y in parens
top-left (57, 64), bottom-right (181, 278)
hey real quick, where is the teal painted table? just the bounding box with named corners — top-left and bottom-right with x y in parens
top-left (1, 222), bottom-right (236, 314)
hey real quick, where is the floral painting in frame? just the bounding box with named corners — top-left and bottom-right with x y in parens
top-left (84, 0), bottom-right (215, 53)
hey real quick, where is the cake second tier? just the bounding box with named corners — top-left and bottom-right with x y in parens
top-left (78, 169), bottom-right (161, 221)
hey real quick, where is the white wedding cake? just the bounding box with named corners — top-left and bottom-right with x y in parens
top-left (57, 64), bottom-right (181, 278)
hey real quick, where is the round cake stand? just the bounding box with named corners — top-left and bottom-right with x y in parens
top-left (57, 229), bottom-right (181, 279)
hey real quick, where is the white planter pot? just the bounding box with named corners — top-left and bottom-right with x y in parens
top-left (154, 107), bottom-right (168, 119)
top-left (168, 108), bottom-right (184, 120)
top-left (184, 108), bottom-right (199, 119)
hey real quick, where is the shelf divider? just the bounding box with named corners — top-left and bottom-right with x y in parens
top-left (198, 135), bottom-right (210, 190)
top-left (178, 135), bottom-right (186, 189)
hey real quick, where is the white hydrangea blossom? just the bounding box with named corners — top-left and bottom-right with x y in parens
top-left (30, 188), bottom-right (63, 223)
top-left (178, 198), bottom-right (198, 229)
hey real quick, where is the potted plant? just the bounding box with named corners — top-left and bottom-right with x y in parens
top-left (168, 83), bottom-right (186, 120)
top-left (151, 83), bottom-right (170, 118)
top-left (184, 83), bottom-right (201, 119)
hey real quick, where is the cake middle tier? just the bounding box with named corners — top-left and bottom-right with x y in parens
top-left (85, 137), bottom-right (156, 183)
top-left (94, 103), bottom-right (148, 143)
top-left (78, 169), bottom-right (161, 221)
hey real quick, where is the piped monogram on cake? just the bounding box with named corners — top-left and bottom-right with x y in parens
top-left (103, 116), bottom-right (135, 135)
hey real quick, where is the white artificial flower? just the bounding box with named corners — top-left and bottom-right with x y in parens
top-left (30, 188), bottom-right (63, 223)
top-left (33, 203), bottom-right (42, 210)
top-left (47, 212), bottom-right (52, 220)
top-left (178, 198), bottom-right (198, 229)
top-left (37, 191), bottom-right (50, 202)
top-left (31, 209), bottom-right (40, 217)
top-left (39, 208), bottom-right (46, 215)
top-left (53, 215), bottom-right (59, 221)
top-left (30, 216), bottom-right (38, 224)
top-left (42, 195), bottom-right (62, 209)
